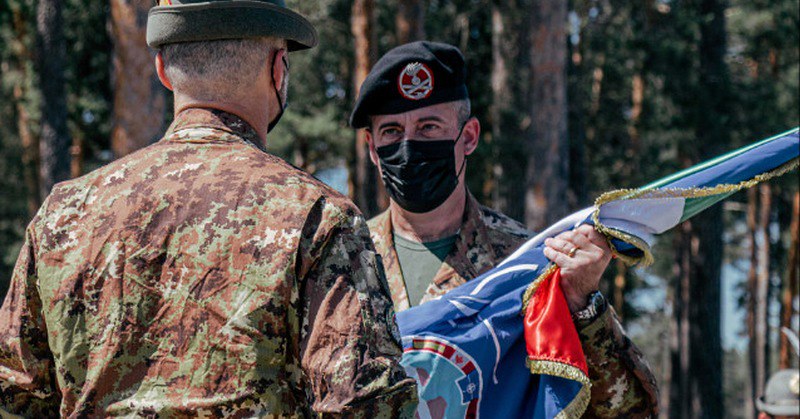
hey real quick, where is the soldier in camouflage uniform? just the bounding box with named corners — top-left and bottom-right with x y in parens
top-left (0, 1), bottom-right (416, 417)
top-left (350, 41), bottom-right (659, 417)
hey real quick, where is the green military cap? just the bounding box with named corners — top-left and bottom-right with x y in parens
top-left (147, 0), bottom-right (317, 51)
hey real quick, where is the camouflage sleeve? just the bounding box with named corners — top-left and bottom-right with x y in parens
top-left (576, 306), bottom-right (659, 418)
top-left (297, 198), bottom-right (418, 418)
top-left (0, 221), bottom-right (60, 417)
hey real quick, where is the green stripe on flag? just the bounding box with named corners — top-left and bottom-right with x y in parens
top-left (640, 128), bottom-right (799, 191)
top-left (680, 192), bottom-right (738, 222)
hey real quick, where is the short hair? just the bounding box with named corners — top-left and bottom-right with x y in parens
top-left (161, 37), bottom-right (284, 99)
top-left (452, 99), bottom-right (472, 126)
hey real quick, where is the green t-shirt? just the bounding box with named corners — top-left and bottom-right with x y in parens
top-left (393, 232), bottom-right (458, 306)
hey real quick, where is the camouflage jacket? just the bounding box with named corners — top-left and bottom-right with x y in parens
top-left (368, 192), bottom-right (659, 417)
top-left (0, 108), bottom-right (417, 418)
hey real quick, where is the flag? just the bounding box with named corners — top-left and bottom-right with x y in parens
top-left (395, 128), bottom-right (799, 418)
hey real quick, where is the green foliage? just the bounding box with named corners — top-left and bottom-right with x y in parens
top-left (0, 0), bottom-right (112, 293)
top-left (62, 1), bottom-right (112, 154)
top-left (0, 0), bottom-right (36, 296)
top-left (269, 0), bottom-right (355, 171)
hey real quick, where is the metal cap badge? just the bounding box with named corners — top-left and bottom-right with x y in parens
top-left (398, 62), bottom-right (434, 100)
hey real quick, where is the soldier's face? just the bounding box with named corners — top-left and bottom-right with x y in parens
top-left (364, 102), bottom-right (480, 172)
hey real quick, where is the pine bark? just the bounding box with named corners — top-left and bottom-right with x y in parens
top-left (668, 0), bottom-right (728, 417)
top-left (487, 0), bottom-right (528, 222)
top-left (525, 0), bottom-right (569, 231)
top-left (396, 0), bottom-right (425, 44)
top-left (779, 191), bottom-right (799, 368)
top-left (351, 0), bottom-right (384, 217)
top-left (9, 4), bottom-right (40, 216)
top-left (110, 0), bottom-right (167, 158)
top-left (36, 0), bottom-right (70, 199)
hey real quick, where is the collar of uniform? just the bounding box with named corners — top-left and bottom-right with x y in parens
top-left (164, 108), bottom-right (265, 151)
top-left (369, 209), bottom-right (411, 312)
top-left (430, 190), bottom-right (494, 286)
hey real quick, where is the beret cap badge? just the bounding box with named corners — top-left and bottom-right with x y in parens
top-left (398, 62), bottom-right (434, 100)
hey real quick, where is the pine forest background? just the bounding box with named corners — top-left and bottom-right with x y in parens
top-left (0, 0), bottom-right (798, 417)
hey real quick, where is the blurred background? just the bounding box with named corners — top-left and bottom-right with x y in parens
top-left (0, 0), bottom-right (797, 417)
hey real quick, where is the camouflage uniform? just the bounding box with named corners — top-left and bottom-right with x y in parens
top-left (368, 192), bottom-right (659, 417)
top-left (0, 108), bottom-right (417, 418)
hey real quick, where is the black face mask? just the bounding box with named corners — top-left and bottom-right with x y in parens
top-left (268, 55), bottom-right (289, 133)
top-left (376, 125), bottom-right (467, 213)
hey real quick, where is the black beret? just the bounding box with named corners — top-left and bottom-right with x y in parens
top-left (147, 0), bottom-right (317, 52)
top-left (349, 41), bottom-right (469, 128)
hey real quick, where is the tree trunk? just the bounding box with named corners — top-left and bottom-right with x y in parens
top-left (396, 0), bottom-right (425, 44)
top-left (669, 223), bottom-right (693, 419)
top-left (746, 185), bottom-right (773, 418)
top-left (669, 1), bottom-right (728, 417)
top-left (746, 187), bottom-right (764, 419)
top-left (110, 0), bottom-right (167, 158)
top-left (779, 191), bottom-right (799, 368)
top-left (10, 4), bottom-right (40, 216)
top-left (70, 135), bottom-right (84, 179)
top-left (351, 0), bottom-right (384, 217)
top-left (613, 260), bottom-right (627, 320)
top-left (14, 83), bottom-right (39, 216)
top-left (36, 0), bottom-right (70, 199)
top-left (525, 0), bottom-right (569, 231)
top-left (758, 184), bottom-right (772, 377)
top-left (490, 1), bottom-right (518, 218)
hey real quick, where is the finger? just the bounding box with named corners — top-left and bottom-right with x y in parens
top-left (565, 229), bottom-right (594, 250)
top-left (545, 237), bottom-right (575, 255)
top-left (577, 226), bottom-right (611, 250)
top-left (543, 246), bottom-right (572, 267)
top-left (574, 224), bottom-right (597, 237)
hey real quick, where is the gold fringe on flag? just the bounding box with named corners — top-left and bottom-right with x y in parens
top-left (592, 157), bottom-right (799, 267)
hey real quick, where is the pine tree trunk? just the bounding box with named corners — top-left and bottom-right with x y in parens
top-left (36, 0), bottom-right (70, 199)
top-left (688, 0), bottom-right (727, 415)
top-left (351, 0), bottom-right (383, 217)
top-left (779, 191), bottom-right (799, 368)
top-left (396, 0), bottom-right (425, 44)
top-left (110, 0), bottom-right (167, 158)
top-left (670, 223), bottom-right (693, 419)
top-left (14, 83), bottom-right (39, 216)
top-left (747, 184), bottom-right (773, 417)
top-left (525, 0), bottom-right (569, 231)
top-left (746, 187), bottom-right (763, 419)
top-left (758, 184), bottom-right (772, 377)
top-left (613, 260), bottom-right (627, 320)
top-left (669, 1), bottom-right (728, 417)
top-left (488, 0), bottom-right (527, 221)
top-left (10, 5), bottom-right (40, 216)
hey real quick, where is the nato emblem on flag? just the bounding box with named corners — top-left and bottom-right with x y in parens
top-left (396, 128), bottom-right (799, 419)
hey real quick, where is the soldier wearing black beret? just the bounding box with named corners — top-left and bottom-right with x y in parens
top-left (351, 40), bottom-right (659, 417)
top-left (0, 1), bottom-right (417, 417)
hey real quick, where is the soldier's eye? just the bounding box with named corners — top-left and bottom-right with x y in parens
top-left (419, 123), bottom-right (444, 137)
top-left (382, 127), bottom-right (402, 137)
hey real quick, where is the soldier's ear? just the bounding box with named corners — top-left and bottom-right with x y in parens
top-left (271, 48), bottom-right (288, 91)
top-left (364, 129), bottom-right (380, 166)
top-left (463, 117), bottom-right (480, 156)
top-left (155, 52), bottom-right (173, 91)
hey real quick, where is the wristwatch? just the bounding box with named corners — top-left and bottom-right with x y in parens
top-left (572, 291), bottom-right (607, 322)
